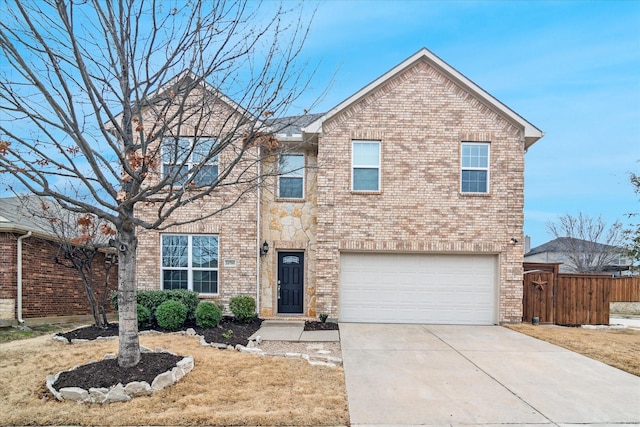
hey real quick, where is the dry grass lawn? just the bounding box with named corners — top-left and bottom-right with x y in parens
top-left (505, 324), bottom-right (640, 377)
top-left (0, 332), bottom-right (348, 426)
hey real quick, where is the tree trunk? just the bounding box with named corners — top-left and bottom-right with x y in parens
top-left (117, 225), bottom-right (140, 367)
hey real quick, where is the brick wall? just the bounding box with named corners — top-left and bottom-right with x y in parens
top-left (134, 87), bottom-right (260, 306)
top-left (314, 59), bottom-right (526, 323)
top-left (0, 232), bottom-right (118, 319)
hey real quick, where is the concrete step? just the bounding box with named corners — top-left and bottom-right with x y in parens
top-left (261, 320), bottom-right (305, 328)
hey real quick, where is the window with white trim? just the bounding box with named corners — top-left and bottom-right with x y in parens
top-left (461, 142), bottom-right (490, 193)
top-left (161, 235), bottom-right (218, 294)
top-left (352, 140), bottom-right (380, 191)
top-left (162, 137), bottom-right (218, 187)
top-left (278, 153), bottom-right (304, 199)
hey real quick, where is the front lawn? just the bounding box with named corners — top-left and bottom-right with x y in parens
top-left (505, 323), bottom-right (640, 376)
top-left (0, 329), bottom-right (348, 426)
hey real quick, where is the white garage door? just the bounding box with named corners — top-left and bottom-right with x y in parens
top-left (340, 253), bottom-right (498, 325)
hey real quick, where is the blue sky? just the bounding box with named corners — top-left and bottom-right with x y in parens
top-left (295, 0), bottom-right (640, 248)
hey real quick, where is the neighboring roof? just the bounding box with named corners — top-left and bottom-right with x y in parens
top-left (526, 237), bottom-right (622, 257)
top-left (304, 47), bottom-right (544, 149)
top-left (0, 196), bottom-right (69, 240)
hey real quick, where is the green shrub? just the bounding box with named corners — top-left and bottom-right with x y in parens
top-left (155, 300), bottom-right (187, 331)
top-left (229, 295), bottom-right (256, 323)
top-left (137, 304), bottom-right (151, 327)
top-left (111, 289), bottom-right (199, 324)
top-left (196, 302), bottom-right (222, 329)
top-left (319, 313), bottom-right (329, 323)
top-left (164, 289), bottom-right (199, 321)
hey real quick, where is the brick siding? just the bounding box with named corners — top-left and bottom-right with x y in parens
top-left (314, 59), bottom-right (526, 322)
top-left (0, 232), bottom-right (118, 320)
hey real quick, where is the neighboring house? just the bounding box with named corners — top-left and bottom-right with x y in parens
top-left (0, 196), bottom-right (118, 325)
top-left (134, 47), bottom-right (544, 325)
top-left (525, 237), bottom-right (634, 276)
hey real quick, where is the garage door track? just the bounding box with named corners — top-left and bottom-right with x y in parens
top-left (340, 323), bottom-right (640, 426)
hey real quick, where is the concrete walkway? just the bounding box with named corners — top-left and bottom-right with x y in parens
top-left (340, 323), bottom-right (640, 426)
top-left (249, 320), bottom-right (339, 342)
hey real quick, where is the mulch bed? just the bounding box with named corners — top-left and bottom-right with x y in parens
top-left (304, 320), bottom-right (339, 331)
top-left (51, 317), bottom-right (339, 394)
top-left (51, 317), bottom-right (263, 393)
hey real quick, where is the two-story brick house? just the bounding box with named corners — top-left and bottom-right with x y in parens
top-left (136, 48), bottom-right (544, 325)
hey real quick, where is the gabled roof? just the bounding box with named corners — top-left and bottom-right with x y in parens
top-left (107, 70), bottom-right (261, 132)
top-left (304, 47), bottom-right (544, 149)
top-left (526, 237), bottom-right (622, 256)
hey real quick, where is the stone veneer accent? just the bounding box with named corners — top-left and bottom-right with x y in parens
top-left (259, 148), bottom-right (318, 317)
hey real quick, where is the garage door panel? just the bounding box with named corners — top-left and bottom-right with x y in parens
top-left (340, 253), bottom-right (497, 325)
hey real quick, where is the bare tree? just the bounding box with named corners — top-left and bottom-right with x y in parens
top-left (17, 196), bottom-right (117, 328)
top-left (547, 213), bottom-right (626, 273)
top-left (0, 0), bottom-right (315, 367)
top-left (625, 170), bottom-right (640, 266)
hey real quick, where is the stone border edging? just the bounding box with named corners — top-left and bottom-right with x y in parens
top-left (45, 346), bottom-right (194, 404)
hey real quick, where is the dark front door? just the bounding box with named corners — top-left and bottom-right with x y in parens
top-left (278, 252), bottom-right (304, 314)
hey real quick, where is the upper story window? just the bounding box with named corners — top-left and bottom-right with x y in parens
top-left (162, 137), bottom-right (218, 187)
top-left (352, 140), bottom-right (380, 192)
top-left (278, 153), bottom-right (304, 199)
top-left (161, 234), bottom-right (218, 294)
top-left (461, 142), bottom-right (490, 193)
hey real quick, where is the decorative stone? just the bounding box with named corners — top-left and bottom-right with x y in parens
top-left (151, 371), bottom-right (175, 391)
top-left (186, 328), bottom-right (196, 336)
top-left (89, 387), bottom-right (109, 403)
top-left (317, 350), bottom-right (331, 355)
top-left (105, 383), bottom-right (131, 403)
top-left (124, 381), bottom-right (152, 397)
top-left (52, 334), bottom-right (69, 344)
top-left (140, 345), bottom-right (153, 353)
top-left (177, 356), bottom-right (194, 372)
top-left (285, 352), bottom-right (301, 358)
top-left (60, 387), bottom-right (90, 402)
top-left (102, 353), bottom-right (116, 360)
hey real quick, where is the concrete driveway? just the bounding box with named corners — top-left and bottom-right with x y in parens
top-left (340, 323), bottom-right (640, 426)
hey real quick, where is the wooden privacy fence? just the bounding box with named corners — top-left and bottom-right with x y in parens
top-left (523, 263), bottom-right (640, 325)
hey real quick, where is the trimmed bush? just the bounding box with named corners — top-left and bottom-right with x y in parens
top-left (196, 301), bottom-right (222, 329)
top-left (137, 304), bottom-right (151, 327)
top-left (155, 300), bottom-right (188, 331)
top-left (229, 295), bottom-right (256, 323)
top-left (110, 289), bottom-right (199, 324)
top-left (164, 289), bottom-right (199, 321)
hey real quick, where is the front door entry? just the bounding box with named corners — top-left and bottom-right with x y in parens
top-left (278, 252), bottom-right (304, 314)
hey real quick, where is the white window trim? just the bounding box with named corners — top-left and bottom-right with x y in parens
top-left (160, 234), bottom-right (219, 295)
top-left (352, 140), bottom-right (381, 192)
top-left (278, 153), bottom-right (305, 199)
top-left (161, 137), bottom-right (219, 186)
top-left (460, 141), bottom-right (490, 194)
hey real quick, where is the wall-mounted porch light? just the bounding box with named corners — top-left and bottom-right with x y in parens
top-left (260, 240), bottom-right (269, 256)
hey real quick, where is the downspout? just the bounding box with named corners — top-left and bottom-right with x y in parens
top-left (17, 231), bottom-right (32, 324)
top-left (256, 145), bottom-right (262, 315)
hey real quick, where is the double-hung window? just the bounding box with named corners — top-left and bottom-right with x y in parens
top-left (352, 140), bottom-right (381, 191)
top-left (161, 235), bottom-right (218, 294)
top-left (278, 154), bottom-right (304, 199)
top-left (461, 142), bottom-right (490, 193)
top-left (162, 137), bottom-right (218, 187)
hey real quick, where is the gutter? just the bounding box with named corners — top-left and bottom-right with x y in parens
top-left (17, 231), bottom-right (32, 323)
top-left (256, 145), bottom-right (261, 315)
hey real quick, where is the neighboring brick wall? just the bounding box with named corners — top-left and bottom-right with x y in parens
top-left (314, 59), bottom-right (526, 323)
top-left (0, 232), bottom-right (118, 319)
